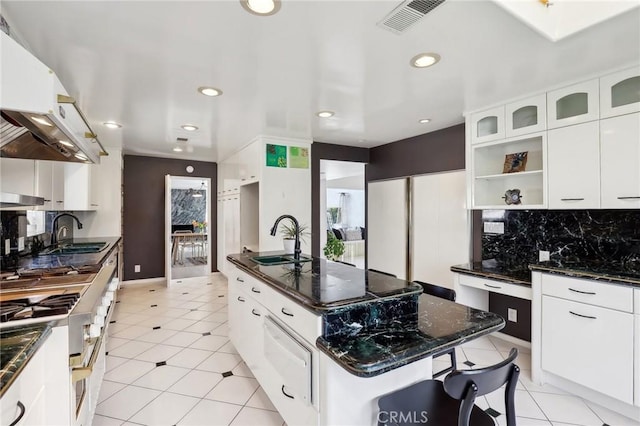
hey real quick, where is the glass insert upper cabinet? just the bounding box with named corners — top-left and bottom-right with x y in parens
top-left (547, 79), bottom-right (599, 129)
top-left (600, 66), bottom-right (640, 119)
top-left (470, 106), bottom-right (505, 144)
top-left (505, 94), bottom-right (547, 138)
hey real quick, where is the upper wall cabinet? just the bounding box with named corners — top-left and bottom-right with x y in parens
top-left (505, 94), bottom-right (547, 138)
top-left (600, 112), bottom-right (640, 209)
top-left (547, 79), bottom-right (599, 129)
top-left (470, 106), bottom-right (505, 144)
top-left (600, 67), bottom-right (640, 119)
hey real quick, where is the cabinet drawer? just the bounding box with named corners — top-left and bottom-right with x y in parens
top-left (262, 285), bottom-right (322, 346)
top-left (231, 268), bottom-right (269, 303)
top-left (457, 274), bottom-right (532, 300)
top-left (541, 295), bottom-right (633, 404)
top-left (541, 274), bottom-right (633, 313)
top-left (635, 289), bottom-right (640, 314)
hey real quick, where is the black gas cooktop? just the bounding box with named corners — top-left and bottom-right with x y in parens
top-left (0, 293), bottom-right (80, 323)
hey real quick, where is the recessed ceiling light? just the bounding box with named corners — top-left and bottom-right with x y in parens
top-left (410, 53), bottom-right (441, 68)
top-left (103, 121), bottom-right (122, 129)
top-left (173, 146), bottom-right (183, 152)
top-left (198, 87), bottom-right (223, 97)
top-left (74, 153), bottom-right (88, 161)
top-left (317, 111), bottom-right (334, 118)
top-left (240, 0), bottom-right (281, 16)
top-left (181, 124), bottom-right (199, 131)
top-left (419, 118), bottom-right (431, 124)
top-left (31, 116), bottom-right (52, 127)
top-left (59, 140), bottom-right (74, 147)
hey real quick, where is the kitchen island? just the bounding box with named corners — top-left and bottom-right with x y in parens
top-left (227, 251), bottom-right (504, 425)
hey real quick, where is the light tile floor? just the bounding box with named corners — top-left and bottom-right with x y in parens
top-left (94, 274), bottom-right (640, 426)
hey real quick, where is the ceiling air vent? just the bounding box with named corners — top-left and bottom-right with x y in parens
top-left (377, 0), bottom-right (446, 34)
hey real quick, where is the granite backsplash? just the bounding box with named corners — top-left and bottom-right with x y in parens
top-left (482, 209), bottom-right (640, 275)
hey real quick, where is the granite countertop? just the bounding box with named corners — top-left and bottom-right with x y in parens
top-left (529, 261), bottom-right (640, 288)
top-left (316, 293), bottom-right (505, 377)
top-left (451, 261), bottom-right (532, 285)
top-left (227, 251), bottom-right (423, 310)
top-left (0, 323), bottom-right (52, 397)
top-left (15, 236), bottom-right (121, 273)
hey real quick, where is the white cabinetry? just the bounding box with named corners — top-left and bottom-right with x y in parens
top-left (600, 112), bottom-right (640, 208)
top-left (635, 289), bottom-right (640, 407)
top-left (35, 161), bottom-right (65, 210)
top-left (471, 132), bottom-right (546, 209)
top-left (228, 265), bottom-right (320, 426)
top-left (470, 106), bottom-right (505, 144)
top-left (547, 121), bottom-right (600, 209)
top-left (505, 94), bottom-right (547, 138)
top-left (0, 158), bottom-right (35, 197)
top-left (64, 163), bottom-right (99, 210)
top-left (0, 327), bottom-right (69, 426)
top-left (547, 79), bottom-right (599, 129)
top-left (600, 66), bottom-right (640, 118)
top-left (539, 274), bottom-right (634, 404)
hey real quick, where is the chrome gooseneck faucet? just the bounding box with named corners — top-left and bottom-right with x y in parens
top-left (270, 214), bottom-right (301, 261)
top-left (51, 213), bottom-right (83, 246)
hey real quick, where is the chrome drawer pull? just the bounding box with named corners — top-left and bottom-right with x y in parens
top-left (617, 196), bottom-right (640, 200)
top-left (251, 287), bottom-right (261, 294)
top-left (281, 307), bottom-right (294, 317)
top-left (484, 283), bottom-right (502, 289)
top-left (237, 296), bottom-right (245, 302)
top-left (281, 385), bottom-right (294, 399)
top-left (560, 198), bottom-right (585, 201)
top-left (569, 311), bottom-right (596, 320)
top-left (9, 401), bottom-right (25, 426)
top-left (236, 277), bottom-right (244, 283)
top-left (251, 309), bottom-right (261, 317)
top-left (568, 288), bottom-right (596, 295)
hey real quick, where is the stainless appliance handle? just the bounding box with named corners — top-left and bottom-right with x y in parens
top-left (71, 335), bottom-right (103, 383)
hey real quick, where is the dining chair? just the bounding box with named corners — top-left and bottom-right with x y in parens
top-left (377, 348), bottom-right (520, 426)
top-left (413, 280), bottom-right (457, 378)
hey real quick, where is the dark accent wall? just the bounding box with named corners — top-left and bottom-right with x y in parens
top-left (489, 293), bottom-right (532, 341)
top-left (482, 209), bottom-right (640, 275)
top-left (366, 124), bottom-right (465, 181)
top-left (123, 155), bottom-right (217, 281)
top-left (311, 142), bottom-right (369, 257)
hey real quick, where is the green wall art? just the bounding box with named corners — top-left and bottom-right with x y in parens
top-left (266, 144), bottom-right (287, 168)
top-left (289, 146), bottom-right (309, 169)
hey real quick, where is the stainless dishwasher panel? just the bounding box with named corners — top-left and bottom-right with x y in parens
top-left (263, 315), bottom-right (312, 404)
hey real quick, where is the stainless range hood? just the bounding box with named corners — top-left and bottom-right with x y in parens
top-left (0, 191), bottom-right (44, 208)
top-left (0, 31), bottom-right (108, 164)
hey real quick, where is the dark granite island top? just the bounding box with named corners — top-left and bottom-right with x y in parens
top-left (228, 252), bottom-right (505, 378)
top-left (316, 294), bottom-right (505, 377)
top-left (227, 251), bottom-right (423, 310)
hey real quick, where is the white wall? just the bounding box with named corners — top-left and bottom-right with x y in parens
top-left (74, 148), bottom-right (122, 238)
top-left (326, 188), bottom-right (365, 228)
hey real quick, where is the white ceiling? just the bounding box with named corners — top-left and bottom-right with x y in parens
top-left (2, 1), bottom-right (639, 163)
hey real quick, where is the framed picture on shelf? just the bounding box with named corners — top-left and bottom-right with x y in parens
top-left (503, 151), bottom-right (528, 173)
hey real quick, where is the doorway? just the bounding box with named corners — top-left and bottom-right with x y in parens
top-left (320, 160), bottom-right (366, 268)
top-left (165, 175), bottom-right (212, 286)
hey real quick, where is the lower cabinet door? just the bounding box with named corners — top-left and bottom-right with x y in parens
top-left (542, 295), bottom-right (634, 403)
top-left (261, 361), bottom-right (319, 426)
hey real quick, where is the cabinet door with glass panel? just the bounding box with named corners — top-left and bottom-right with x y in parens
top-left (470, 106), bottom-right (505, 144)
top-left (547, 79), bottom-right (599, 129)
top-left (505, 94), bottom-right (546, 138)
top-left (600, 66), bottom-right (640, 118)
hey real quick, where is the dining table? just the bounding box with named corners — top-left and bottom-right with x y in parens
top-left (171, 232), bottom-right (207, 265)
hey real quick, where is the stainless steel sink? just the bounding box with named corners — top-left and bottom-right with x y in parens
top-left (251, 254), bottom-right (313, 266)
top-left (40, 242), bottom-right (108, 255)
